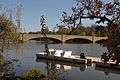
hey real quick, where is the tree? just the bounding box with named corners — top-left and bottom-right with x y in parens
top-left (62, 0), bottom-right (120, 64)
top-left (45, 27), bottom-right (50, 34)
top-left (0, 3), bottom-right (23, 76)
top-left (16, 5), bottom-right (23, 30)
top-left (22, 68), bottom-right (46, 80)
top-left (40, 15), bottom-right (50, 55)
top-left (0, 4), bottom-right (23, 53)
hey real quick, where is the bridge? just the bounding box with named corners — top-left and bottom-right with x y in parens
top-left (20, 34), bottom-right (108, 43)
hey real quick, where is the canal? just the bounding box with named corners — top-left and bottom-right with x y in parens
top-left (7, 40), bottom-right (120, 80)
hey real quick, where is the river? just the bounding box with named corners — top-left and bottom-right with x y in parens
top-left (7, 40), bottom-right (120, 80)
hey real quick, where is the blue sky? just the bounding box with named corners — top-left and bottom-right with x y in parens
top-left (0, 0), bottom-right (102, 32)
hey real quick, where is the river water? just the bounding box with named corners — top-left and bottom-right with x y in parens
top-left (7, 40), bottom-right (120, 80)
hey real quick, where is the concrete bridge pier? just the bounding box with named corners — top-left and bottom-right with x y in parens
top-left (92, 40), bottom-right (96, 44)
top-left (61, 40), bottom-right (66, 44)
top-left (92, 36), bottom-right (96, 44)
top-left (20, 34), bottom-right (27, 44)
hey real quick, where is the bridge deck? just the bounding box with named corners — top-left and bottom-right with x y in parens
top-left (20, 34), bottom-right (108, 43)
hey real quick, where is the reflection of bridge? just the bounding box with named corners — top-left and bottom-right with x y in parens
top-left (20, 34), bottom-right (108, 43)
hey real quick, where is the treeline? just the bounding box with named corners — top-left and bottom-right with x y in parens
top-left (28, 26), bottom-right (107, 37)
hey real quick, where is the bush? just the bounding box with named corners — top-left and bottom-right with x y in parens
top-left (22, 68), bottom-right (46, 80)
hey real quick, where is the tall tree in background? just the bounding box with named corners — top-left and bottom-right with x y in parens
top-left (16, 5), bottom-right (23, 30)
top-left (61, 0), bottom-right (120, 64)
top-left (0, 4), bottom-right (23, 53)
top-left (40, 15), bottom-right (49, 55)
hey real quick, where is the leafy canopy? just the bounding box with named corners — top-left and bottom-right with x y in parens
top-left (61, 0), bottom-right (120, 64)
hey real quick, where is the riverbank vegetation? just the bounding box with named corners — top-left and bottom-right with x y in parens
top-left (22, 68), bottom-right (46, 80)
top-left (0, 4), bottom-right (23, 79)
top-left (28, 24), bottom-right (107, 37)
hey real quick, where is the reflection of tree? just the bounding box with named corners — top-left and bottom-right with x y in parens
top-left (36, 58), bottom-right (89, 74)
top-left (0, 58), bottom-right (19, 76)
top-left (104, 71), bottom-right (109, 75)
top-left (79, 64), bottom-right (86, 72)
top-left (46, 61), bottom-right (65, 80)
top-left (94, 66), bottom-right (120, 76)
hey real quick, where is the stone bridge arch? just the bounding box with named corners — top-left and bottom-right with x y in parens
top-left (63, 35), bottom-right (93, 43)
top-left (20, 34), bottom-right (63, 43)
top-left (93, 37), bottom-right (108, 43)
top-left (20, 34), bottom-right (108, 43)
top-left (94, 37), bottom-right (108, 43)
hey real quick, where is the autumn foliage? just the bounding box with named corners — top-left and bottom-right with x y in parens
top-left (61, 0), bottom-right (120, 64)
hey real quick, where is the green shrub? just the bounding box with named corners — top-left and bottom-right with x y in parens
top-left (22, 68), bottom-right (46, 80)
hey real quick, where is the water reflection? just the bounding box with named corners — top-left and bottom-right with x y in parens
top-left (6, 42), bottom-right (120, 80)
top-left (0, 58), bottom-right (19, 77)
top-left (95, 66), bottom-right (120, 75)
top-left (36, 59), bottom-right (66, 80)
top-left (36, 58), bottom-right (92, 72)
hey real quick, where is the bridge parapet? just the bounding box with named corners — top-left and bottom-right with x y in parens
top-left (20, 34), bottom-right (108, 43)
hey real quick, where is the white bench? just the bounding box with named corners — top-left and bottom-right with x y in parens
top-left (48, 49), bottom-right (55, 52)
top-left (48, 49), bottom-right (55, 55)
top-left (63, 51), bottom-right (72, 57)
top-left (37, 52), bottom-right (47, 55)
top-left (54, 50), bottom-right (63, 57)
